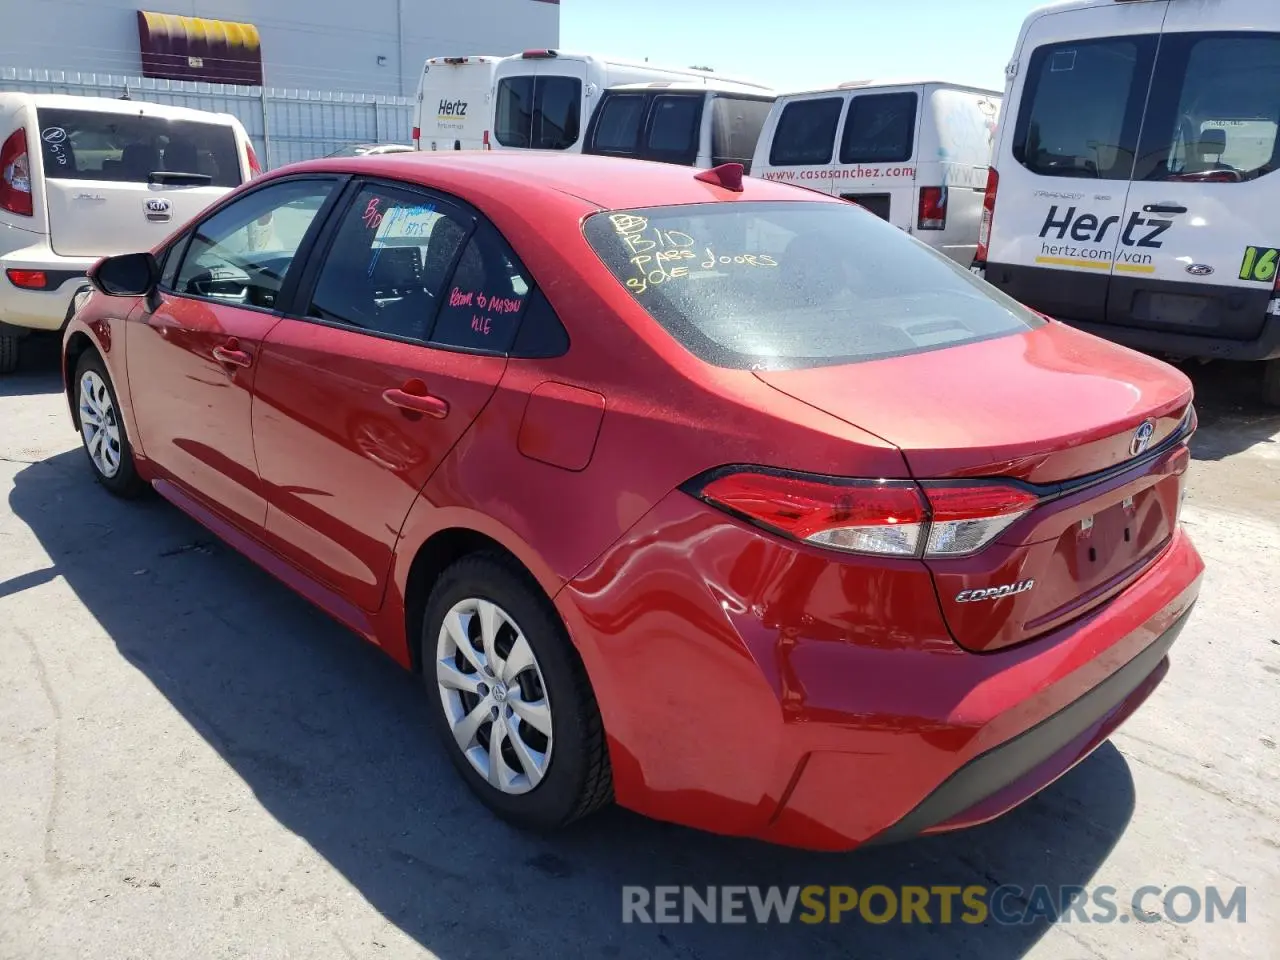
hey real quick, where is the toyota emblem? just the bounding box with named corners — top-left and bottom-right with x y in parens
top-left (1130, 419), bottom-right (1157, 457)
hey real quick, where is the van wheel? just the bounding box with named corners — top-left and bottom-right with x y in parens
top-left (0, 334), bottom-right (18, 374)
top-left (1262, 359), bottom-right (1280, 408)
top-left (422, 553), bottom-right (613, 831)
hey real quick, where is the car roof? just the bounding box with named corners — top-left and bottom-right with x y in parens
top-left (282, 151), bottom-right (834, 211)
top-left (0, 91), bottom-right (240, 124)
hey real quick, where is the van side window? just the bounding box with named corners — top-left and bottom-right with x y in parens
top-left (1136, 33), bottom-right (1280, 183)
top-left (840, 93), bottom-right (918, 165)
top-left (495, 75), bottom-right (581, 150)
top-left (768, 98), bottom-right (843, 166)
top-left (646, 96), bottom-right (702, 163)
top-left (1013, 37), bottom-right (1158, 180)
top-left (711, 97), bottom-right (774, 171)
top-left (592, 95), bottom-right (646, 154)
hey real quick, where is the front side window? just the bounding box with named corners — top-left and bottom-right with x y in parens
top-left (173, 179), bottom-right (334, 309)
top-left (1013, 36), bottom-right (1157, 180)
top-left (35, 108), bottom-right (242, 187)
top-left (591, 95), bottom-right (646, 154)
top-left (307, 184), bottom-right (471, 342)
top-left (495, 75), bottom-right (582, 150)
top-left (768, 98), bottom-right (843, 166)
top-left (1136, 32), bottom-right (1280, 183)
top-left (840, 92), bottom-right (918, 164)
top-left (583, 201), bottom-right (1043, 370)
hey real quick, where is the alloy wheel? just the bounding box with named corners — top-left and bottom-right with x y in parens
top-left (79, 370), bottom-right (122, 479)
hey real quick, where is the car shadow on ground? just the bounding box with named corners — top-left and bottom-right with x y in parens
top-left (1179, 360), bottom-right (1280, 462)
top-left (0, 334), bottom-right (64, 398)
top-left (10, 448), bottom-right (1139, 960)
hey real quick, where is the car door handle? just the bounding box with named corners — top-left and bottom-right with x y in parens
top-left (1143, 203), bottom-right (1188, 215)
top-left (212, 339), bottom-right (253, 369)
top-left (382, 386), bottom-right (449, 419)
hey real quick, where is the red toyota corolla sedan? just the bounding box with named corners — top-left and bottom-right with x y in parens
top-left (62, 152), bottom-right (1203, 851)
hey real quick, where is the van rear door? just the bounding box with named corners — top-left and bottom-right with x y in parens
top-left (35, 106), bottom-right (241, 258)
top-left (1104, 4), bottom-right (1280, 346)
top-left (985, 2), bottom-right (1168, 321)
top-left (833, 86), bottom-right (921, 232)
top-left (756, 94), bottom-right (845, 195)
top-left (494, 56), bottom-right (588, 151)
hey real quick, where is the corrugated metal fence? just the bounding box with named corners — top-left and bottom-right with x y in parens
top-left (0, 67), bottom-right (414, 169)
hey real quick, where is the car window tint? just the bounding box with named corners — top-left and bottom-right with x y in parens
top-left (768, 98), bottom-right (842, 166)
top-left (840, 92), bottom-right (918, 164)
top-left (431, 220), bottom-right (532, 352)
top-left (495, 76), bottom-right (535, 148)
top-left (584, 201), bottom-right (1043, 370)
top-left (1136, 32), bottom-right (1280, 183)
top-left (711, 97), bottom-right (774, 170)
top-left (592, 95), bottom-right (646, 153)
top-left (1013, 37), bottom-right (1157, 180)
top-left (308, 184), bottom-right (471, 342)
top-left (174, 179), bottom-right (333, 309)
top-left (34, 108), bottom-right (241, 187)
top-left (534, 76), bottom-right (582, 150)
top-left (159, 229), bottom-right (191, 290)
top-left (647, 96), bottom-right (702, 158)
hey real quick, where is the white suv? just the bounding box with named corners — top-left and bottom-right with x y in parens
top-left (0, 93), bottom-right (259, 372)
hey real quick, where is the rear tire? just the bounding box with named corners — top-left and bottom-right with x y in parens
top-left (1262, 358), bottom-right (1280, 408)
top-left (421, 553), bottom-right (612, 831)
top-left (0, 334), bottom-right (18, 374)
top-left (74, 350), bottom-right (148, 498)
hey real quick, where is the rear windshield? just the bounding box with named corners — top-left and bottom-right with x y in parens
top-left (36, 108), bottom-right (242, 187)
top-left (583, 201), bottom-right (1044, 370)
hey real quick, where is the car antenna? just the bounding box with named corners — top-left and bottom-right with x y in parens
top-left (694, 162), bottom-right (744, 193)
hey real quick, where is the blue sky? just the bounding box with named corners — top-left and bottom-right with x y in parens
top-left (560, 0), bottom-right (1048, 93)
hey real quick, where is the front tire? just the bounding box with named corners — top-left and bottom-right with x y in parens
top-left (1262, 358), bottom-right (1280, 408)
top-left (0, 333), bottom-right (18, 374)
top-left (75, 351), bottom-right (147, 498)
top-left (422, 553), bottom-right (612, 831)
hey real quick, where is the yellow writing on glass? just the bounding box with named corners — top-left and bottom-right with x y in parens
top-left (610, 213), bottom-right (778, 295)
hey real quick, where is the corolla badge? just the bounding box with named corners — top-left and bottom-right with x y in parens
top-left (956, 579), bottom-right (1036, 603)
top-left (1186, 263), bottom-right (1214, 277)
top-left (1130, 418), bottom-right (1157, 457)
top-left (145, 197), bottom-right (172, 223)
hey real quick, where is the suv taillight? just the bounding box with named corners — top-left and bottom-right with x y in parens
top-left (0, 128), bottom-right (33, 217)
top-left (974, 167), bottom-right (999, 266)
top-left (918, 186), bottom-right (947, 231)
top-left (411, 125), bottom-right (421, 147)
top-left (690, 469), bottom-right (1038, 559)
top-left (246, 142), bottom-right (263, 179)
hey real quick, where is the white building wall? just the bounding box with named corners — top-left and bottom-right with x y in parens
top-left (0, 0), bottom-right (560, 97)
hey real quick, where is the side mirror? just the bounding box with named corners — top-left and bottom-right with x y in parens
top-left (89, 252), bottom-right (159, 298)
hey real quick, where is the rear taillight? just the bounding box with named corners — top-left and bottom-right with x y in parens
top-left (692, 469), bottom-right (1038, 559)
top-left (0, 128), bottom-right (33, 217)
top-left (917, 186), bottom-right (947, 231)
top-left (483, 130), bottom-right (491, 150)
top-left (6, 268), bottom-right (47, 289)
top-left (246, 142), bottom-right (263, 179)
top-left (411, 125), bottom-right (421, 147)
top-left (974, 167), bottom-right (999, 265)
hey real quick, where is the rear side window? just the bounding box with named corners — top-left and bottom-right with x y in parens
top-left (646, 96), bottom-right (702, 163)
top-left (431, 221), bottom-right (533, 352)
top-left (1136, 32), bottom-right (1280, 183)
top-left (583, 201), bottom-right (1043, 370)
top-left (711, 97), bottom-right (774, 170)
top-left (768, 98), bottom-right (842, 166)
top-left (840, 92), bottom-right (918, 164)
top-left (495, 75), bottom-right (581, 150)
top-left (1012, 36), bottom-right (1157, 180)
top-left (35, 108), bottom-right (242, 187)
top-left (591, 95), bottom-right (646, 154)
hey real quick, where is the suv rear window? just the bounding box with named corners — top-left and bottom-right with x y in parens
top-left (840, 92), bottom-right (918, 164)
top-left (495, 75), bottom-right (581, 150)
top-left (35, 108), bottom-right (241, 187)
top-left (1012, 36), bottom-right (1158, 180)
top-left (583, 201), bottom-right (1043, 370)
top-left (768, 98), bottom-right (842, 166)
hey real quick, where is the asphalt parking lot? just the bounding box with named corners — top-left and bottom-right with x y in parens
top-left (1, 334), bottom-right (1276, 960)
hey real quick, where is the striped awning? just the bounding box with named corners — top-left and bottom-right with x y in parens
top-left (137, 10), bottom-right (264, 86)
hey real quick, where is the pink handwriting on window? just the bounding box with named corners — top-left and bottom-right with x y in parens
top-left (474, 292), bottom-right (522, 315)
top-left (362, 197), bottom-right (383, 230)
top-left (449, 287), bottom-right (475, 307)
top-left (470, 315), bottom-right (492, 335)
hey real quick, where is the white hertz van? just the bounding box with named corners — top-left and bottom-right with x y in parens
top-left (492, 50), bottom-right (768, 153)
top-left (413, 55), bottom-right (502, 152)
top-left (0, 93), bottom-right (257, 372)
top-left (975, 0), bottom-right (1280, 404)
top-left (582, 80), bottom-right (775, 170)
top-left (752, 80), bottom-right (1002, 263)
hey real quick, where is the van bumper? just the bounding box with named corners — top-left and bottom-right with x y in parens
top-left (1061, 317), bottom-right (1280, 363)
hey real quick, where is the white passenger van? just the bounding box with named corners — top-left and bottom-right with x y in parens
top-left (0, 93), bottom-right (257, 372)
top-left (582, 80), bottom-right (775, 170)
top-left (491, 50), bottom-right (768, 153)
top-left (975, 0), bottom-right (1280, 404)
top-left (413, 55), bottom-right (502, 152)
top-left (752, 80), bottom-right (1002, 263)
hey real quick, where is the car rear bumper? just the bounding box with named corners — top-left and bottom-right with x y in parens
top-left (557, 492), bottom-right (1204, 851)
top-left (0, 245), bottom-right (96, 333)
